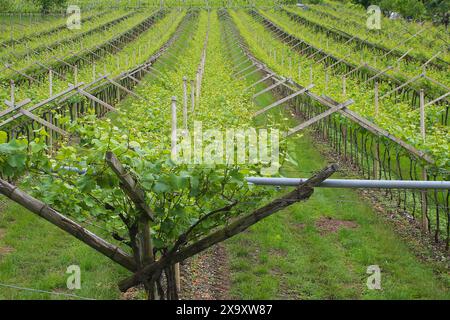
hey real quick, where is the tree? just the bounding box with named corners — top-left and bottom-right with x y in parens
top-left (33, 0), bottom-right (66, 14)
top-left (423, 0), bottom-right (450, 23)
top-left (379, 0), bottom-right (426, 19)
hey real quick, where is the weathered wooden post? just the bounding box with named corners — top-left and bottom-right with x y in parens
top-left (374, 81), bottom-right (380, 178)
top-left (374, 81), bottom-right (379, 116)
top-left (342, 76), bottom-right (346, 96)
top-left (171, 96), bottom-right (177, 158)
top-left (74, 65), bottom-right (78, 85)
top-left (419, 89), bottom-right (428, 233)
top-left (196, 71), bottom-right (201, 101)
top-left (49, 70), bottom-right (53, 97)
top-left (190, 79), bottom-right (195, 113)
top-left (10, 80), bottom-right (15, 108)
top-left (183, 76), bottom-right (188, 130)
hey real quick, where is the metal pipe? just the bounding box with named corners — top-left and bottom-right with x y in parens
top-left (245, 177), bottom-right (450, 190)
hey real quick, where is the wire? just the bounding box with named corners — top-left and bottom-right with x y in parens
top-left (0, 282), bottom-right (96, 300)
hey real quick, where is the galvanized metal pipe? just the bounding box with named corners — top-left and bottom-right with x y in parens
top-left (245, 177), bottom-right (450, 190)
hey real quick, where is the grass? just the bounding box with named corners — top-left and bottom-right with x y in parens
top-left (0, 202), bottom-right (129, 300)
top-left (224, 68), bottom-right (450, 300)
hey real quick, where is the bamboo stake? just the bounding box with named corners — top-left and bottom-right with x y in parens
top-left (183, 76), bottom-right (188, 129)
top-left (342, 76), bottom-right (346, 96)
top-left (74, 65), bottom-right (78, 84)
top-left (190, 79), bottom-right (195, 113)
top-left (49, 70), bottom-right (53, 97)
top-left (171, 96), bottom-right (177, 158)
top-left (374, 81), bottom-right (379, 178)
top-left (419, 89), bottom-right (428, 233)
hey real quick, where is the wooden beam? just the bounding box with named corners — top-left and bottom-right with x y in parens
top-left (105, 152), bottom-right (155, 222)
top-left (319, 95), bottom-right (434, 164)
top-left (245, 73), bottom-right (274, 91)
top-left (253, 78), bottom-right (287, 98)
top-left (77, 88), bottom-right (116, 112)
top-left (0, 83), bottom-right (84, 128)
top-left (19, 109), bottom-right (68, 136)
top-left (106, 77), bottom-right (148, 101)
top-left (286, 99), bottom-right (354, 137)
top-left (253, 85), bottom-right (313, 117)
top-left (0, 178), bottom-right (137, 272)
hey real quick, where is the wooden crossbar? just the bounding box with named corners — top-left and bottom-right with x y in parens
top-left (106, 77), bottom-right (147, 101)
top-left (240, 65), bottom-right (263, 79)
top-left (253, 85), bottom-right (313, 117)
top-left (20, 109), bottom-right (68, 136)
top-left (233, 63), bottom-right (257, 77)
top-left (286, 99), bottom-right (354, 137)
top-left (253, 78), bottom-right (287, 98)
top-left (245, 73), bottom-right (275, 91)
top-left (0, 83), bottom-right (84, 128)
top-left (380, 74), bottom-right (423, 99)
top-left (77, 88), bottom-right (116, 111)
top-left (424, 91), bottom-right (450, 107)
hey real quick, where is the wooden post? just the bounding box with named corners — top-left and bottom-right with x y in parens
top-left (190, 79), bottom-right (195, 113)
top-left (48, 111), bottom-right (53, 150)
top-left (342, 76), bottom-right (346, 96)
top-left (10, 80), bottom-right (15, 107)
top-left (49, 70), bottom-right (53, 97)
top-left (74, 66), bottom-right (78, 85)
top-left (196, 72), bottom-right (200, 101)
top-left (420, 89), bottom-right (425, 140)
top-left (183, 76), bottom-right (188, 130)
top-left (419, 89), bottom-right (428, 232)
top-left (374, 81), bottom-right (379, 117)
top-left (171, 96), bottom-right (177, 158)
top-left (374, 81), bottom-right (379, 179)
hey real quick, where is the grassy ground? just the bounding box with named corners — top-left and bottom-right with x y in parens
top-left (0, 201), bottom-right (128, 299)
top-left (224, 69), bottom-right (450, 300)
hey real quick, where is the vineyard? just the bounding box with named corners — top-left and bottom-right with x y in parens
top-left (0, 1), bottom-right (448, 301)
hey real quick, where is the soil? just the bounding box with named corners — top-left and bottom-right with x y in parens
top-left (315, 217), bottom-right (359, 235)
top-left (180, 244), bottom-right (231, 300)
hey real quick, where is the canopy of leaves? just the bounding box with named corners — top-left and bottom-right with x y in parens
top-left (33, 0), bottom-right (67, 14)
